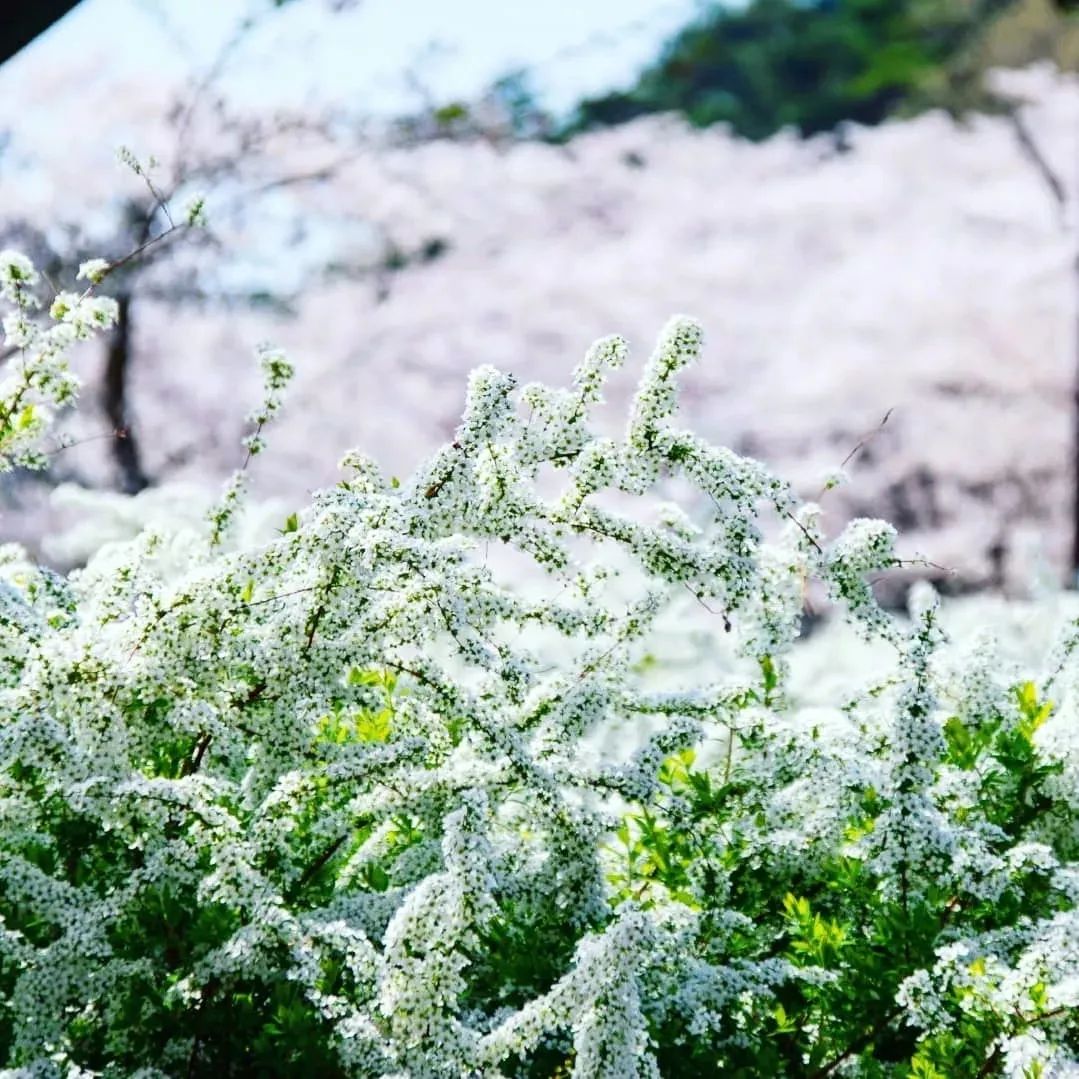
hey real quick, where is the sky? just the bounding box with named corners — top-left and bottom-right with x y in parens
top-left (18, 0), bottom-right (705, 115)
top-left (0, 0), bottom-right (707, 298)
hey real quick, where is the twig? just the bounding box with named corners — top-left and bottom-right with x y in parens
top-left (92, 221), bottom-right (187, 291)
top-left (1008, 109), bottom-right (1068, 223)
top-left (784, 508), bottom-right (823, 553)
top-left (304, 566), bottom-right (342, 651)
top-left (292, 832), bottom-right (350, 896)
top-left (840, 407), bottom-right (894, 470)
top-left (894, 556), bottom-right (956, 577)
top-left (43, 428), bottom-right (129, 456)
top-left (684, 582), bottom-right (732, 631)
top-left (808, 1007), bottom-right (903, 1079)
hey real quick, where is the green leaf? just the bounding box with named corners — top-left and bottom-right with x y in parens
top-left (356, 708), bottom-right (392, 744)
top-left (347, 667), bottom-right (384, 687)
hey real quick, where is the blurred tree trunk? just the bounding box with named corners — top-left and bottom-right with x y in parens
top-left (102, 293), bottom-right (149, 494)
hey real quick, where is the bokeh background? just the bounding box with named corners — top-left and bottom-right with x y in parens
top-left (0, 0), bottom-right (1076, 595)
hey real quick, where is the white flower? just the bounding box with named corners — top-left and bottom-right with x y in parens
top-left (820, 466), bottom-right (849, 491)
top-left (76, 258), bottom-right (110, 284)
top-left (0, 249), bottom-right (39, 302)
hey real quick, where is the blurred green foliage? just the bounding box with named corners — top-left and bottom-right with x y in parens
top-left (568, 0), bottom-right (1079, 140)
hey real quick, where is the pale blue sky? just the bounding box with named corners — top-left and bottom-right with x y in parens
top-left (28, 0), bottom-right (705, 114)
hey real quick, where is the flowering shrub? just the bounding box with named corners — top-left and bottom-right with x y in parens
top-left (0, 249), bottom-right (1077, 1077)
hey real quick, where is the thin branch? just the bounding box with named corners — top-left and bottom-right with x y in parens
top-left (43, 427), bottom-right (129, 457)
top-left (839, 407), bottom-right (894, 472)
top-left (291, 832), bottom-right (350, 896)
top-left (238, 158), bottom-right (355, 199)
top-left (683, 582), bottom-right (732, 631)
top-left (783, 508), bottom-right (823, 553)
top-left (894, 556), bottom-right (956, 577)
top-left (1008, 109), bottom-right (1068, 223)
top-left (808, 1007), bottom-right (903, 1079)
top-left (94, 221), bottom-right (186, 286)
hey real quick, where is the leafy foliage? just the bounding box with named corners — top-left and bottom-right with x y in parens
top-left (569, 0), bottom-right (1077, 141)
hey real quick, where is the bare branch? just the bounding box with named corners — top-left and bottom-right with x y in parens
top-left (1008, 108), bottom-right (1068, 224)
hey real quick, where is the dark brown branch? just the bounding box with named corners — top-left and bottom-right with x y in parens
top-left (807, 1007), bottom-right (903, 1079)
top-left (1008, 110), bottom-right (1068, 221)
top-left (304, 567), bottom-right (342, 651)
top-left (291, 832), bottom-right (350, 897)
top-left (179, 731), bottom-right (213, 777)
top-left (91, 218), bottom-right (187, 290)
top-left (783, 508), bottom-right (823, 553)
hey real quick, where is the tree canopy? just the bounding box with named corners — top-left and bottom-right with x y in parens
top-left (569, 0), bottom-right (1077, 140)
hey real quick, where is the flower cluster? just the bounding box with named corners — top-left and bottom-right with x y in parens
top-left (0, 249), bottom-right (118, 472)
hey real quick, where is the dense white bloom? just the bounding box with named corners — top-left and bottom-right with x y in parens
top-left (0, 293), bottom-right (1076, 1073)
top-left (48, 291), bottom-right (119, 337)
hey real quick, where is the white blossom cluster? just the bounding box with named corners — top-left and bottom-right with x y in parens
top-left (0, 250), bottom-right (118, 472)
top-left (0, 262), bottom-right (1077, 1073)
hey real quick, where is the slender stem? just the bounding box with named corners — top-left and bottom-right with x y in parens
top-left (808, 1007), bottom-right (902, 1079)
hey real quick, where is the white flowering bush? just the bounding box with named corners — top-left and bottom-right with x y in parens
top-left (0, 247), bottom-right (1078, 1078)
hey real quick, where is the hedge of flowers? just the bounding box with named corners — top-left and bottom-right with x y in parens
top-left (0, 245), bottom-right (1077, 1077)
